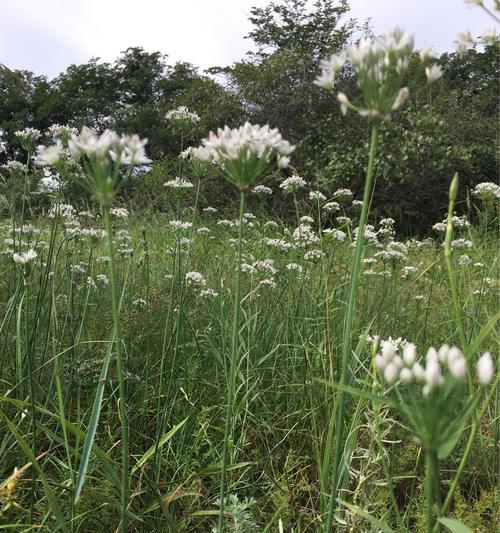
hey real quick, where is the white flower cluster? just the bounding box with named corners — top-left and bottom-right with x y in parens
top-left (473, 181), bottom-right (500, 202)
top-left (185, 271), bottom-right (206, 286)
top-left (68, 127), bottom-right (150, 166)
top-left (309, 190), bottom-right (326, 201)
top-left (164, 177), bottom-right (194, 189)
top-left (279, 175), bottom-right (307, 193)
top-left (376, 341), bottom-right (495, 395)
top-left (48, 124), bottom-right (78, 141)
top-left (169, 220), bottom-right (193, 231)
top-left (292, 224), bottom-right (320, 247)
top-left (14, 127), bottom-right (41, 142)
top-left (252, 185), bottom-right (273, 195)
top-left (166, 106), bottom-right (200, 124)
top-left (322, 201), bottom-right (340, 212)
top-left (316, 27), bottom-right (417, 120)
top-left (110, 207), bottom-right (129, 219)
top-left (331, 188), bottom-right (353, 201)
top-left (197, 122), bottom-right (294, 169)
top-left (13, 249), bottom-right (37, 265)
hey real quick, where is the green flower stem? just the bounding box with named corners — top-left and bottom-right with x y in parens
top-left (432, 376), bottom-right (499, 532)
top-left (444, 174), bottom-right (467, 349)
top-left (324, 121), bottom-right (380, 532)
top-left (425, 450), bottom-right (440, 533)
top-left (218, 190), bottom-right (246, 532)
top-left (103, 206), bottom-right (129, 532)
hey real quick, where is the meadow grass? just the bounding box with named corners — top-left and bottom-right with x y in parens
top-left (0, 187), bottom-right (497, 531)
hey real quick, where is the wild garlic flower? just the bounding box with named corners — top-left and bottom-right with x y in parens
top-left (13, 249), bottom-right (38, 264)
top-left (185, 271), bottom-right (206, 286)
top-left (164, 177), bottom-right (194, 189)
top-left (199, 288), bottom-right (218, 299)
top-left (456, 30), bottom-right (474, 54)
top-left (425, 64), bottom-right (443, 82)
top-left (322, 228), bottom-right (347, 241)
top-left (252, 185), bottom-right (273, 195)
top-left (65, 127), bottom-right (150, 206)
top-left (309, 190), bottom-right (326, 201)
top-left (316, 27), bottom-right (416, 121)
top-left (473, 181), bottom-right (500, 202)
top-left (169, 220), bottom-right (193, 231)
top-left (322, 201), bottom-right (340, 212)
top-left (110, 207), bottom-right (129, 219)
top-left (36, 143), bottom-right (65, 167)
top-left (304, 249), bottom-right (325, 261)
top-left (331, 188), bottom-right (353, 201)
top-left (0, 129), bottom-right (5, 153)
top-left (476, 352), bottom-right (494, 385)
top-left (47, 124), bottom-right (78, 145)
top-left (279, 175), bottom-right (307, 193)
top-left (14, 127), bottom-right (41, 150)
top-left (166, 106), bottom-right (200, 125)
top-left (194, 122), bottom-right (294, 191)
top-left (482, 26), bottom-right (498, 43)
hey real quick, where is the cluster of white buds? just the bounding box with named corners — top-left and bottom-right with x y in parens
top-left (375, 341), bottom-right (495, 395)
top-left (166, 106), bottom-right (200, 125)
top-left (194, 123), bottom-right (294, 191)
top-left (164, 177), bottom-right (194, 189)
top-left (65, 127), bottom-right (150, 166)
top-left (315, 27), bottom-right (430, 121)
top-left (12, 249), bottom-right (38, 265)
top-left (279, 175), bottom-right (307, 193)
top-left (473, 181), bottom-right (500, 202)
top-left (14, 127), bottom-right (41, 151)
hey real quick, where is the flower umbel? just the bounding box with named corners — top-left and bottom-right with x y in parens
top-left (194, 122), bottom-right (294, 191)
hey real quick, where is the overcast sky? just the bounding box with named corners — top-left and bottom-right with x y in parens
top-left (1, 0), bottom-right (494, 79)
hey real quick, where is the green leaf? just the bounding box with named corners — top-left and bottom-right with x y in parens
top-left (315, 379), bottom-right (399, 409)
top-left (131, 416), bottom-right (189, 475)
top-left (0, 409), bottom-right (67, 531)
top-left (438, 517), bottom-right (474, 533)
top-left (437, 392), bottom-right (481, 459)
top-left (74, 339), bottom-right (115, 503)
top-left (338, 499), bottom-right (394, 533)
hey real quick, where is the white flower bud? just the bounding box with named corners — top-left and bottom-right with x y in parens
top-left (393, 355), bottom-right (403, 369)
top-left (375, 354), bottom-right (386, 371)
top-left (426, 347), bottom-right (438, 364)
top-left (438, 344), bottom-right (450, 363)
top-left (447, 346), bottom-right (462, 364)
top-left (449, 355), bottom-right (467, 380)
top-left (412, 362), bottom-right (425, 381)
top-left (425, 360), bottom-right (443, 389)
top-left (381, 343), bottom-right (395, 362)
top-left (403, 343), bottom-right (416, 366)
top-left (425, 64), bottom-right (443, 82)
top-left (383, 362), bottom-right (399, 384)
top-left (476, 352), bottom-right (494, 385)
top-left (399, 367), bottom-right (413, 383)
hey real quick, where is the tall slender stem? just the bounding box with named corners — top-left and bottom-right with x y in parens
top-left (444, 174), bottom-right (467, 349)
top-left (324, 121), bottom-right (380, 531)
top-left (103, 207), bottom-right (129, 532)
top-left (218, 190), bottom-right (246, 532)
top-left (425, 450), bottom-right (440, 533)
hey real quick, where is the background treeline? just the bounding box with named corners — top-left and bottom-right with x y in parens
top-left (0, 0), bottom-right (498, 232)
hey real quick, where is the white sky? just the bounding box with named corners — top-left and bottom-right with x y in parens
top-left (0, 0), bottom-right (494, 78)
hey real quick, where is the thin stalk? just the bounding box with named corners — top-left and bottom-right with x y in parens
top-left (103, 206), bottom-right (129, 532)
top-left (444, 174), bottom-right (467, 349)
top-left (432, 376), bottom-right (499, 532)
top-left (218, 190), bottom-right (246, 532)
top-left (324, 121), bottom-right (380, 531)
top-left (425, 449), bottom-right (440, 533)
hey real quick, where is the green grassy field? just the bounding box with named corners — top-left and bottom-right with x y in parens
top-left (0, 186), bottom-right (497, 531)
